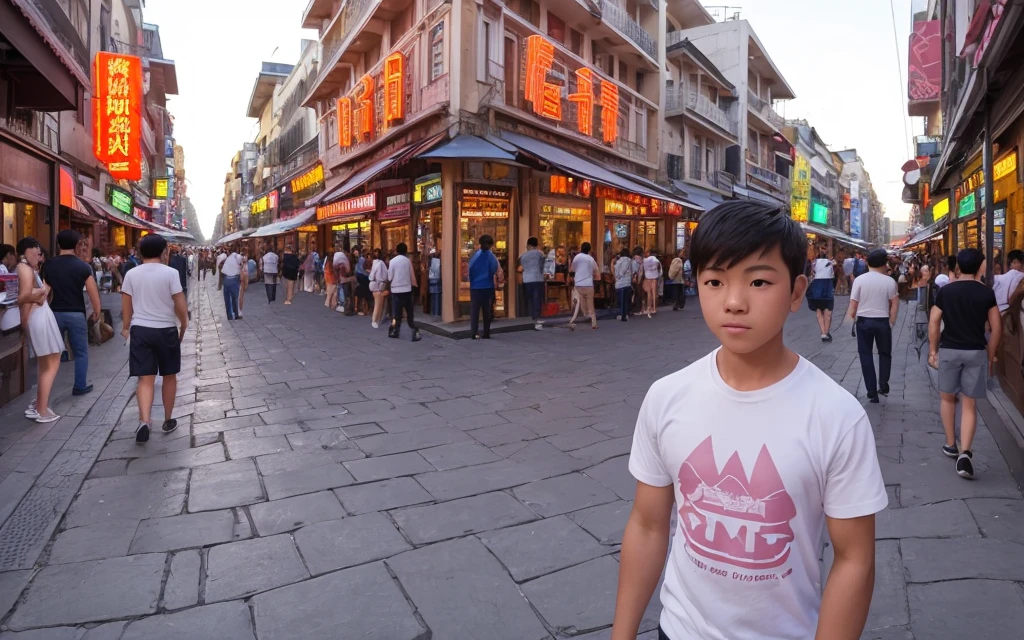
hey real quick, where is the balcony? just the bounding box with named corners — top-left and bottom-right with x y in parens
top-left (665, 86), bottom-right (737, 137)
top-left (747, 89), bottom-right (784, 131)
top-left (307, 0), bottom-right (383, 102)
top-left (746, 159), bottom-right (789, 197)
top-left (599, 0), bottom-right (657, 60)
top-left (302, 0), bottom-right (333, 29)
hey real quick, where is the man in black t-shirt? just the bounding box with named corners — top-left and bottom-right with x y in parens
top-left (928, 248), bottom-right (1001, 480)
top-left (44, 229), bottom-right (102, 395)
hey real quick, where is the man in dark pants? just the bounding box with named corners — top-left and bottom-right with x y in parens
top-left (468, 234), bottom-right (500, 340)
top-left (848, 248), bottom-right (899, 403)
top-left (519, 236), bottom-right (546, 330)
top-left (386, 243), bottom-right (421, 341)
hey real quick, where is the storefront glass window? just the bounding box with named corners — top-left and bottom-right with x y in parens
top-left (539, 204), bottom-right (590, 254)
top-left (381, 220), bottom-right (411, 254)
top-left (459, 187), bottom-right (510, 317)
top-left (332, 220), bottom-right (371, 251)
top-left (2, 202), bottom-right (14, 246)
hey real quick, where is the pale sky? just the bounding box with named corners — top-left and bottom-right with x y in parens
top-left (145, 0), bottom-right (916, 239)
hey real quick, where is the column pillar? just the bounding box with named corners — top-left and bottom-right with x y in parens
top-left (441, 160), bottom-right (459, 323)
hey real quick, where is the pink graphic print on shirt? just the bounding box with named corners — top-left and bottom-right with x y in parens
top-left (678, 437), bottom-right (797, 571)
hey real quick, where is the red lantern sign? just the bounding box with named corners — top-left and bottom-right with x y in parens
top-left (92, 52), bottom-right (144, 181)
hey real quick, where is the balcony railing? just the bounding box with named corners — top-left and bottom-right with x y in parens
top-left (322, 0), bottom-right (376, 64)
top-left (747, 89), bottom-right (784, 131)
top-left (599, 0), bottom-right (656, 59)
top-left (665, 87), bottom-right (736, 136)
top-left (746, 159), bottom-right (789, 194)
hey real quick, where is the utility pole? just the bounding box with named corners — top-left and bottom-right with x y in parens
top-left (983, 69), bottom-right (995, 286)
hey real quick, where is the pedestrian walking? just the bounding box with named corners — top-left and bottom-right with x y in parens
top-left (215, 249), bottom-right (227, 290)
top-left (641, 249), bottom-right (662, 317)
top-left (220, 247), bottom-right (243, 320)
top-left (842, 252), bottom-right (856, 295)
top-left (17, 237), bottom-right (64, 423)
top-left (238, 250), bottom-right (256, 319)
top-left (262, 245), bottom-right (279, 303)
top-left (44, 230), bottom-right (102, 396)
top-left (992, 249), bottom-right (1024, 313)
top-left (120, 234), bottom-right (188, 443)
top-left (468, 235), bottom-right (501, 339)
top-left (333, 247), bottom-right (355, 315)
top-left (324, 248), bottom-right (338, 310)
top-left (519, 236), bottom-right (546, 330)
top-left (612, 201), bottom-right (886, 640)
top-left (848, 249), bottom-right (899, 403)
top-left (368, 248), bottom-right (388, 329)
top-left (568, 242), bottom-right (599, 331)
top-left (928, 248), bottom-right (1001, 479)
top-left (386, 243), bottom-right (421, 342)
top-left (934, 255), bottom-right (956, 289)
top-left (667, 250), bottom-right (685, 310)
top-left (169, 245), bottom-right (188, 299)
top-left (806, 244), bottom-right (836, 342)
top-left (303, 246), bottom-right (318, 293)
top-left (613, 248), bottom-right (636, 322)
top-left (281, 245), bottom-right (300, 305)
top-left (427, 249), bottom-right (442, 317)
top-left (0, 244), bottom-right (17, 273)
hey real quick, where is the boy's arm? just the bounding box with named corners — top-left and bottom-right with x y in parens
top-left (815, 515), bottom-right (876, 640)
top-left (927, 305), bottom-right (943, 368)
top-left (988, 304), bottom-right (1002, 375)
top-left (611, 482), bottom-right (674, 640)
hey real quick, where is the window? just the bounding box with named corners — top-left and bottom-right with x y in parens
top-left (504, 36), bottom-right (517, 107)
top-left (570, 29), bottom-right (583, 57)
top-left (705, 142), bottom-right (717, 177)
top-left (547, 12), bottom-right (566, 43)
top-left (618, 61), bottom-right (627, 83)
top-left (429, 22), bottom-right (445, 82)
top-left (633, 107), bottom-right (646, 149)
top-left (747, 129), bottom-right (759, 164)
top-left (667, 153), bottom-right (683, 180)
top-left (691, 136), bottom-right (702, 180)
top-left (707, 85), bottom-right (718, 103)
top-left (478, 18), bottom-right (494, 82)
top-left (635, 71), bottom-right (644, 93)
top-left (517, 0), bottom-right (540, 26)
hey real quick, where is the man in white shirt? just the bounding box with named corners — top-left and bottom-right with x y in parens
top-left (215, 250), bottom-right (227, 290)
top-left (993, 249), bottom-right (1024, 313)
top-left (386, 242), bottom-right (420, 342)
top-left (848, 249), bottom-right (900, 403)
top-left (262, 245), bottom-right (279, 303)
top-left (333, 249), bottom-right (353, 314)
top-left (568, 242), bottom-right (600, 330)
top-left (842, 254), bottom-right (856, 294)
top-left (120, 235), bottom-right (188, 444)
top-left (219, 248), bottom-right (243, 320)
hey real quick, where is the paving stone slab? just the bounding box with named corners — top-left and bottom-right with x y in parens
top-left (343, 451), bottom-right (435, 482)
top-left (426, 397), bottom-right (493, 420)
top-left (469, 423), bottom-right (539, 447)
top-left (64, 469), bottom-right (188, 528)
top-left (284, 428), bottom-right (354, 452)
top-left (907, 580), bottom-right (1024, 639)
top-left (98, 434), bottom-right (192, 460)
top-left (584, 456), bottom-right (636, 501)
top-left (863, 540), bottom-right (909, 631)
top-left (0, 570), bottom-right (31, 620)
top-left (387, 537), bottom-right (548, 640)
top-left (224, 433), bottom-right (290, 459)
top-left (253, 561), bottom-right (426, 640)
top-left (901, 537), bottom-right (1024, 582)
top-left (192, 414), bottom-right (266, 436)
top-left (8, 553), bottom-right (165, 630)
top-left (965, 497), bottom-right (1024, 540)
top-left (392, 491), bottom-right (538, 545)
top-left (294, 512), bottom-right (411, 575)
top-left (249, 491), bottom-right (345, 536)
top-left (130, 509), bottom-right (247, 553)
top-left (163, 549), bottom-right (200, 610)
top-left (333, 477), bottom-right (434, 515)
top-left (569, 500), bottom-right (632, 545)
top-left (513, 472), bottom-right (618, 517)
top-left (121, 601), bottom-right (255, 640)
top-left (478, 514), bottom-right (613, 582)
top-left (204, 533), bottom-right (309, 603)
top-left (354, 426), bottom-right (470, 457)
top-left (874, 499), bottom-right (980, 539)
top-left (859, 627), bottom-right (915, 640)
top-left (522, 555), bottom-right (620, 633)
top-left (262, 463), bottom-right (355, 500)
top-left (188, 459), bottom-right (265, 512)
top-left (126, 442), bottom-right (226, 475)
top-left (417, 440), bottom-right (501, 471)
top-left (48, 519), bottom-right (139, 564)
top-left (545, 427), bottom-right (610, 452)
top-left (568, 436), bottom-right (633, 466)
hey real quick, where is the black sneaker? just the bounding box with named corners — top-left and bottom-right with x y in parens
top-left (825, 333), bottom-right (833, 342)
top-left (956, 451), bottom-right (974, 479)
top-left (868, 395), bottom-right (879, 404)
top-left (411, 331), bottom-right (422, 343)
top-left (942, 444), bottom-right (959, 458)
top-left (135, 423), bottom-right (150, 444)
top-left (879, 383), bottom-right (890, 396)
top-left (161, 419), bottom-right (178, 434)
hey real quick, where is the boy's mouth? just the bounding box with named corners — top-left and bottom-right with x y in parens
top-left (722, 323), bottom-right (751, 334)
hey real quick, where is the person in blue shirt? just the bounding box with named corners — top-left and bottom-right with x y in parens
top-left (468, 234), bottom-right (501, 339)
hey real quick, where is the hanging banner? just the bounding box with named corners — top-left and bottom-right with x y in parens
top-left (92, 52), bottom-right (144, 181)
top-left (790, 154), bottom-right (811, 222)
top-left (850, 180), bottom-right (861, 238)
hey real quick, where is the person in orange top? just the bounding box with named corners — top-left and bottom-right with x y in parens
top-left (324, 247), bottom-right (337, 310)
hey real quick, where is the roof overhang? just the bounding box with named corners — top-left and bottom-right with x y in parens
top-left (747, 26), bottom-right (796, 100)
top-left (247, 71), bottom-right (289, 118)
top-left (666, 38), bottom-right (735, 93)
top-left (0, 1), bottom-right (85, 110)
top-left (148, 58), bottom-right (178, 96)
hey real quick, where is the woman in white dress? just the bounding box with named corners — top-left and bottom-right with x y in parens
top-left (16, 237), bottom-right (63, 423)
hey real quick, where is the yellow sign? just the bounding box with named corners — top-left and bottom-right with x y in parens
top-left (995, 151), bottom-right (1017, 182)
top-left (153, 178), bottom-right (169, 199)
top-left (932, 197), bottom-right (949, 221)
top-left (790, 154), bottom-right (811, 222)
top-left (292, 164), bottom-right (324, 193)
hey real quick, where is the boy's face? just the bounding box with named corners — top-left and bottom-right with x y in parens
top-left (697, 246), bottom-right (808, 355)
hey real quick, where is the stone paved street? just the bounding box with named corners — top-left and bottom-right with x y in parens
top-left (1, 277), bottom-right (1023, 639)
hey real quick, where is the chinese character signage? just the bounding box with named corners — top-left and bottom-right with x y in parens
top-left (292, 164), bottom-right (325, 193)
top-left (107, 185), bottom-right (133, 215)
top-left (384, 53), bottom-right (405, 126)
top-left (811, 202), bottom-right (829, 225)
top-left (338, 52), bottom-right (408, 151)
top-left (790, 154), bottom-right (811, 222)
top-left (316, 193), bottom-right (376, 223)
top-left (908, 20), bottom-right (940, 103)
top-left (92, 53), bottom-right (144, 181)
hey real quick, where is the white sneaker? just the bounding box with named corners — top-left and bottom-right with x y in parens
top-left (372, 321), bottom-right (379, 329)
top-left (35, 411), bottom-right (60, 423)
top-left (237, 312), bottom-right (243, 319)
top-left (336, 306), bottom-right (344, 313)
top-left (25, 400), bottom-right (37, 418)
top-left (534, 322), bottom-right (543, 330)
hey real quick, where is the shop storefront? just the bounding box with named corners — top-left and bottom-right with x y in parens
top-left (539, 175), bottom-right (593, 261)
top-left (317, 193), bottom-right (376, 251)
top-left (458, 186), bottom-right (511, 317)
top-left (0, 138), bottom-right (54, 250)
top-left (377, 183), bottom-right (412, 255)
top-left (952, 149), bottom-right (1020, 259)
top-left (414, 174), bottom-right (442, 257)
top-left (598, 186), bottom-right (680, 265)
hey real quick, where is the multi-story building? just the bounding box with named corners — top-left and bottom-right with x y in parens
top-left (834, 148), bottom-right (883, 245)
top-left (299, 0), bottom-right (696, 322)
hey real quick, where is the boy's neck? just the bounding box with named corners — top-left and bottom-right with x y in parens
top-left (716, 332), bottom-right (799, 392)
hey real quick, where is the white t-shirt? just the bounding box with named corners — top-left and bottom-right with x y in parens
top-left (842, 257), bottom-right (855, 277)
top-left (643, 256), bottom-right (663, 280)
top-left (993, 269), bottom-right (1024, 312)
top-left (262, 252), bottom-right (279, 274)
top-left (850, 271), bottom-right (898, 319)
top-left (629, 349), bottom-right (887, 640)
top-left (811, 258), bottom-right (834, 280)
top-left (216, 253), bottom-right (227, 269)
top-left (570, 253), bottom-right (598, 287)
top-left (387, 255), bottom-right (414, 293)
top-left (934, 273), bottom-right (950, 288)
top-left (121, 263), bottom-right (183, 329)
top-left (220, 253), bottom-right (243, 277)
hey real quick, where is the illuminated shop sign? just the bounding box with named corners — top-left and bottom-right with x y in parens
top-left (545, 175), bottom-right (592, 198)
top-left (956, 151), bottom-right (1018, 201)
top-left (790, 155), bottom-right (811, 223)
top-left (460, 186), bottom-right (510, 218)
top-left (958, 192), bottom-right (976, 218)
top-left (153, 178), bottom-right (169, 199)
top-left (414, 175), bottom-right (442, 203)
top-left (541, 204), bottom-right (590, 220)
top-left (597, 186), bottom-right (682, 216)
top-left (292, 165), bottom-right (324, 193)
top-left (317, 193), bottom-right (376, 222)
top-left (338, 53), bottom-right (407, 149)
top-left (381, 192), bottom-right (411, 220)
top-left (932, 197), bottom-right (949, 221)
top-left (251, 190), bottom-right (278, 215)
top-left (107, 185), bottom-right (133, 215)
top-left (133, 206), bottom-right (150, 220)
top-left (811, 202), bottom-right (829, 225)
top-left (523, 34), bottom-right (619, 145)
top-left (93, 53), bottom-right (144, 180)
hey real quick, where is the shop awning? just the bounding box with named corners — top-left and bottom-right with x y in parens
top-left (307, 151), bottom-right (406, 207)
top-left (499, 132), bottom-right (701, 210)
top-left (671, 180), bottom-right (725, 213)
top-left (79, 197), bottom-right (150, 230)
top-left (216, 229), bottom-right (256, 245)
top-left (800, 223), bottom-right (872, 249)
top-left (905, 221), bottom-right (948, 248)
top-left (733, 184), bottom-right (786, 207)
top-left (145, 221), bottom-right (194, 243)
top-left (250, 208), bottom-right (316, 238)
top-left (417, 134), bottom-right (516, 161)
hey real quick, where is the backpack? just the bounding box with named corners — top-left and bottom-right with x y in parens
top-left (853, 259), bottom-right (869, 277)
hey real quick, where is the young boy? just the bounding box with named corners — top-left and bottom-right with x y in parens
top-left (612, 202), bottom-right (887, 640)
top-left (928, 248), bottom-right (1000, 479)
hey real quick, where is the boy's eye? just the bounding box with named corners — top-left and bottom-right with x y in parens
top-left (704, 279), bottom-right (722, 288)
top-left (751, 279), bottom-right (770, 288)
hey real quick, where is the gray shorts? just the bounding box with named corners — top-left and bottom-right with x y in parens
top-left (938, 348), bottom-right (988, 398)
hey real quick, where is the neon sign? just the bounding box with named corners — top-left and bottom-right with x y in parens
top-left (316, 193), bottom-right (376, 223)
top-left (568, 68), bottom-right (594, 137)
top-left (338, 97), bottom-right (353, 148)
top-left (92, 53), bottom-right (144, 180)
top-left (337, 52), bottom-right (408, 148)
top-left (355, 76), bottom-right (374, 141)
top-left (292, 164), bottom-right (324, 193)
top-left (384, 53), bottom-right (405, 126)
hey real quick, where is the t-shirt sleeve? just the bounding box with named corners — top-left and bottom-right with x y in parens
top-left (823, 413), bottom-right (888, 519)
top-left (169, 269), bottom-right (183, 296)
top-left (121, 271), bottom-right (134, 297)
top-left (986, 288), bottom-right (998, 309)
top-left (628, 389), bottom-right (673, 487)
top-left (934, 287), bottom-right (945, 311)
top-left (849, 278), bottom-right (861, 302)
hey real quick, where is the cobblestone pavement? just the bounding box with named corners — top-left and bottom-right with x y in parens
top-left (0, 276), bottom-right (1023, 639)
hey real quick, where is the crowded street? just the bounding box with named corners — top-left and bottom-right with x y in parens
top-left (0, 275), bottom-right (1022, 638)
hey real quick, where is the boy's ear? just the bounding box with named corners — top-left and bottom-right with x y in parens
top-left (790, 274), bottom-right (809, 312)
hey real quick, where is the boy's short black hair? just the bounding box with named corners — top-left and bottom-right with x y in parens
top-left (957, 248), bottom-right (984, 275)
top-left (946, 255), bottom-right (958, 272)
top-left (581, 242), bottom-right (591, 254)
top-left (0, 244), bottom-right (14, 261)
top-left (396, 242), bottom-right (408, 255)
top-left (867, 249), bottom-right (888, 268)
top-left (1007, 249), bottom-right (1024, 265)
top-left (57, 229), bottom-right (81, 250)
top-left (139, 234), bottom-right (168, 259)
top-left (16, 237), bottom-right (40, 256)
top-left (479, 235), bottom-right (494, 247)
top-left (527, 237), bottom-right (538, 247)
top-left (689, 201), bottom-right (806, 287)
